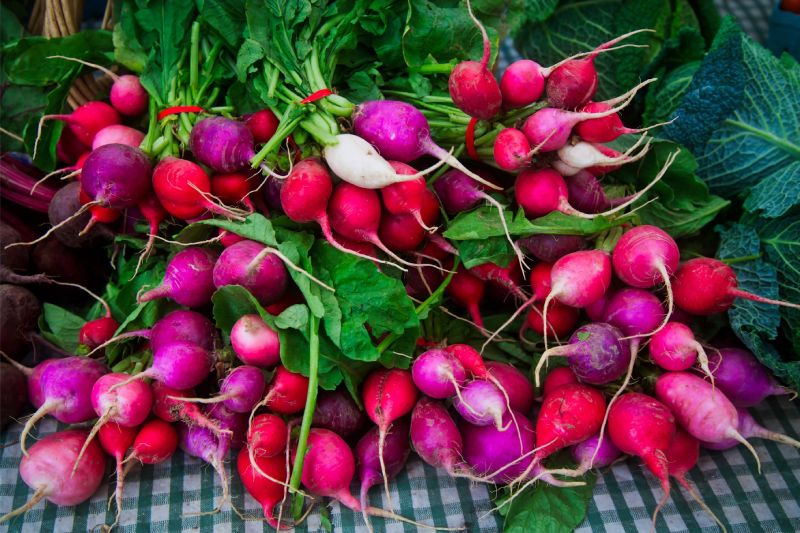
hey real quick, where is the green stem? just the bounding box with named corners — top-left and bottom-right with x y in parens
top-left (267, 65), bottom-right (280, 99)
top-left (721, 254), bottom-right (762, 265)
top-left (411, 63), bottom-right (455, 74)
top-left (189, 22), bottom-right (200, 100)
top-left (250, 107), bottom-right (306, 167)
top-left (289, 314), bottom-right (320, 519)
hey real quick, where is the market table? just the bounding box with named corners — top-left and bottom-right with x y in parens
top-left (2, 397), bottom-right (797, 532)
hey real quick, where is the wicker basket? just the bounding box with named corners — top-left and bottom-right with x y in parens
top-left (27, 0), bottom-right (115, 109)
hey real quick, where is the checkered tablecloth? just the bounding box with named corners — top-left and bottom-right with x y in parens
top-left (2, 396), bottom-right (798, 533)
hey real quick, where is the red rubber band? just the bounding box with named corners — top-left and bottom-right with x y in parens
top-left (158, 105), bottom-right (204, 121)
top-left (465, 117), bottom-right (479, 160)
top-left (300, 88), bottom-right (333, 104)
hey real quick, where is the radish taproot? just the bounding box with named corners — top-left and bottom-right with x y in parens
top-left (553, 137), bottom-right (652, 176)
top-left (356, 418), bottom-right (411, 508)
top-left (701, 406), bottom-right (800, 451)
top-left (98, 423), bottom-right (139, 530)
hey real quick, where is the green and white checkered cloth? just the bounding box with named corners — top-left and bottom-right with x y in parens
top-left (2, 397), bottom-right (798, 532)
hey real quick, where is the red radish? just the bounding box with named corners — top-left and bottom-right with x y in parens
top-left (212, 240), bottom-right (289, 306)
top-left (210, 172), bottom-right (256, 211)
top-left (655, 372), bottom-right (761, 472)
top-left (312, 389), bottom-right (368, 438)
top-left (262, 365), bottom-right (309, 415)
top-left (650, 322), bottom-right (713, 382)
top-left (545, 29), bottom-right (654, 109)
top-left (356, 418), bottom-right (411, 509)
top-left (244, 109), bottom-right (280, 144)
top-left (81, 143), bottom-right (152, 209)
top-left (57, 127), bottom-right (89, 164)
top-left (177, 365), bottom-right (265, 413)
top-left (485, 361), bottom-right (535, 413)
top-left (33, 101), bottom-right (120, 158)
top-left (446, 264), bottom-right (487, 328)
top-left (382, 163), bottom-right (437, 231)
top-left (664, 429), bottom-right (728, 532)
top-left (237, 447), bottom-right (288, 528)
top-left (705, 347), bottom-right (793, 407)
top-left (541, 366), bottom-right (578, 397)
top-left (470, 261), bottom-right (528, 301)
top-left (492, 127), bottom-right (550, 172)
top-left (129, 418), bottom-right (179, 464)
top-left (0, 429), bottom-right (105, 523)
top-left (230, 313), bottom-right (281, 367)
top-left (248, 413), bottom-right (287, 458)
top-left (673, 257), bottom-right (800, 315)
top-left (575, 101), bottom-right (672, 143)
top-left (153, 157), bottom-right (247, 220)
top-left (151, 382), bottom-right (226, 436)
top-left (362, 368), bottom-right (418, 507)
top-left (219, 229), bottom-right (245, 247)
top-left (379, 212), bottom-right (426, 252)
top-left (448, 0), bottom-right (502, 120)
top-left (608, 392), bottom-right (676, 528)
top-left (521, 80), bottom-right (652, 152)
top-left (411, 348), bottom-right (467, 399)
top-left (91, 124), bottom-right (145, 150)
top-left (98, 423), bottom-right (138, 530)
top-left (134, 192), bottom-right (167, 275)
top-left (138, 247), bottom-right (219, 307)
top-left (521, 299), bottom-right (580, 339)
top-left (701, 406), bottom-right (800, 451)
top-left (18, 356), bottom-right (108, 455)
top-left (78, 316), bottom-right (119, 351)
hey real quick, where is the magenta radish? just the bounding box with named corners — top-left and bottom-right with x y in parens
top-left (189, 117), bottom-right (258, 173)
top-left (535, 322), bottom-right (630, 386)
top-left (541, 366), bottom-right (579, 397)
top-left (129, 418), bottom-right (179, 464)
top-left (379, 212), bottom-right (426, 252)
top-left (312, 389), bottom-right (368, 438)
top-left (411, 397), bottom-right (472, 477)
top-left (411, 348), bottom-right (467, 399)
top-left (362, 368), bottom-right (418, 506)
top-left (81, 143), bottom-right (152, 209)
top-left (0, 429), bottom-right (106, 523)
top-left (705, 347), bottom-right (792, 407)
top-left (107, 341), bottom-right (214, 393)
top-left (237, 446), bottom-right (288, 528)
top-left (571, 433), bottom-right (622, 474)
top-left (179, 423), bottom-right (231, 513)
top-left (138, 247), bottom-right (219, 308)
top-left (545, 29), bottom-right (653, 109)
top-left (485, 361), bottom-right (535, 413)
top-left (356, 417), bottom-right (411, 509)
top-left (448, 0), bottom-right (502, 120)
top-left (575, 101), bottom-right (671, 143)
top-left (655, 371), bottom-right (761, 472)
top-left (230, 313), bottom-right (281, 367)
top-left (382, 163), bottom-right (437, 231)
top-left (446, 265), bottom-right (487, 328)
top-left (701, 406), bottom-right (800, 451)
top-left (178, 365), bottom-right (265, 413)
top-left (674, 257), bottom-right (800, 315)
top-left (564, 171), bottom-right (633, 214)
top-left (351, 100), bottom-right (501, 190)
top-left (262, 365), bottom-right (310, 415)
top-left (244, 109), bottom-right (280, 144)
top-left (454, 379), bottom-right (507, 429)
top-left (248, 413), bottom-right (288, 458)
top-left (98, 423), bottom-right (138, 530)
top-left (293, 429), bottom-right (361, 510)
top-left (91, 124), bottom-right (145, 150)
top-left (33, 101), bottom-right (120, 157)
top-left (650, 322), bottom-right (714, 382)
top-left (151, 382), bottom-right (226, 436)
top-left (18, 356), bottom-right (108, 455)
top-left (608, 392), bottom-right (676, 528)
top-left (213, 239), bottom-right (289, 305)
top-left (493, 128), bottom-right (547, 171)
top-left (433, 168), bottom-right (526, 268)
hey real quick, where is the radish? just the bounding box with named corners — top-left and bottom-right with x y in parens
top-left (535, 323), bottom-right (630, 386)
top-left (553, 137), bottom-right (653, 176)
top-left (77, 289), bottom-right (119, 352)
top-left (411, 348), bottom-right (467, 399)
top-left (650, 322), bottom-right (714, 382)
top-left (655, 371), bottom-right (761, 472)
top-left (79, 143), bottom-right (152, 212)
top-left (237, 446), bottom-right (288, 528)
top-left (541, 366), bottom-right (579, 397)
top-left (190, 116), bottom-right (259, 173)
top-left (500, 56), bottom-right (599, 108)
top-left (575, 101), bottom-right (673, 143)
top-left (230, 313), bottom-right (281, 367)
top-left (0, 429), bottom-right (105, 523)
top-left (470, 262), bottom-right (528, 301)
top-left (107, 341), bottom-right (215, 393)
top-left (97, 309), bottom-right (218, 354)
top-left (294, 428), bottom-right (361, 510)
top-left (151, 382), bottom-right (226, 436)
top-left (454, 379), bottom-right (507, 429)
top-left (73, 372), bottom-right (153, 471)
top-left (673, 257), bottom-right (800, 315)
top-left (545, 29), bottom-right (654, 109)
top-left (564, 171), bottom-right (633, 214)
top-left (33, 101), bottom-right (120, 158)
top-left (379, 212), bottom-right (426, 252)
top-left (665, 429), bottom-right (728, 532)
top-left (356, 417), bottom-right (411, 508)
top-left (351, 101), bottom-right (501, 190)
top-left (129, 418), bottom-right (179, 464)
top-left (261, 365), bottom-right (310, 415)
top-left (207, 402), bottom-right (248, 451)
top-left (212, 239), bottom-right (289, 305)
top-left (248, 413), bottom-right (287, 458)
top-left (210, 172), bottom-right (256, 212)
top-left (571, 433), bottom-right (622, 474)
top-left (410, 397), bottom-right (471, 477)
top-left (521, 299), bottom-right (580, 340)
top-left (433, 169), bottom-right (526, 268)
top-left (152, 157), bottom-right (247, 220)
top-left (705, 347), bottom-right (793, 407)
top-left (362, 368), bottom-right (418, 507)
top-left (484, 361), bottom-right (535, 413)
top-left (243, 109), bottom-right (280, 144)
top-left (312, 389), bottom-right (368, 438)
top-left (448, 0), bottom-right (501, 120)
top-left (98, 423), bottom-right (138, 530)
top-left (77, 187), bottom-right (121, 237)
top-left (91, 124), bottom-right (145, 150)
top-left (177, 365), bottom-right (265, 413)
top-left (446, 264), bottom-right (487, 328)
top-left (608, 392), bottom-right (676, 528)
top-left (18, 356), bottom-right (108, 455)
top-left (521, 79), bottom-right (652, 152)
top-left (492, 127), bottom-right (552, 172)
top-left (701, 406), bottom-right (800, 451)
top-left (612, 224), bottom-right (679, 334)
top-left (138, 247), bottom-right (219, 307)
top-left (382, 163), bottom-right (437, 231)
top-left (133, 192), bottom-right (167, 276)
top-left (179, 423), bottom-right (231, 514)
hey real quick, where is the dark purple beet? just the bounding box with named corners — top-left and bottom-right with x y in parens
top-left (312, 389), bottom-right (368, 438)
top-left (518, 234), bottom-right (586, 263)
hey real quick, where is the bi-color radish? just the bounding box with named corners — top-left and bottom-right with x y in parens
top-left (176, 365), bottom-right (265, 413)
top-left (705, 347), bottom-right (793, 407)
top-left (212, 239), bottom-right (289, 305)
top-left (650, 322), bottom-right (714, 383)
top-left (138, 247), bottom-right (219, 308)
top-left (553, 136), bottom-right (652, 176)
top-left (230, 313), bottom-right (281, 368)
top-left (411, 348), bottom-right (467, 399)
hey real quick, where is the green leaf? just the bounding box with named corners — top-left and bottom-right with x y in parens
top-left (519, 0), bottom-right (558, 25)
top-left (664, 19), bottom-right (800, 218)
top-left (455, 237), bottom-right (514, 269)
top-left (235, 39), bottom-right (264, 82)
top-left (0, 85), bottom-right (47, 153)
top-left (643, 61), bottom-right (701, 126)
top-left (0, 5), bottom-right (23, 44)
top-left (113, 1), bottom-right (147, 72)
top-left (38, 303), bottom-right (86, 354)
top-left (197, 0), bottom-right (246, 47)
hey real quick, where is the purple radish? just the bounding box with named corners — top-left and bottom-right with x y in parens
top-left (518, 234), bottom-right (586, 263)
top-left (90, 309), bottom-right (218, 355)
top-left (189, 117), bottom-right (257, 173)
top-left (535, 322), bottom-right (630, 386)
top-left (81, 144), bottom-right (152, 209)
top-left (448, 0), bottom-right (502, 120)
top-left (571, 433), bottom-right (622, 474)
top-left (179, 423), bottom-right (231, 514)
top-left (650, 322), bottom-right (714, 383)
top-left (230, 314), bottom-right (281, 368)
top-left (177, 365), bottom-right (266, 413)
top-left (213, 239), bottom-right (289, 306)
top-left (565, 171), bottom-right (634, 214)
top-left (546, 29), bottom-right (654, 109)
top-left (411, 348), bottom-right (468, 399)
top-left (312, 389), bottom-right (368, 438)
top-left (356, 418), bottom-right (411, 508)
top-left (106, 341), bottom-right (215, 393)
top-left (18, 356), bottom-right (108, 455)
top-left (701, 406), bottom-right (800, 451)
top-left (706, 347), bottom-right (793, 407)
top-left (207, 403), bottom-right (248, 450)
top-left (454, 379), bottom-right (507, 429)
top-left (138, 247), bottom-right (219, 307)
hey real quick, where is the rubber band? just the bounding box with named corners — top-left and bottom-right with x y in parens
top-left (158, 105), bottom-right (204, 121)
top-left (300, 88), bottom-right (333, 104)
top-left (466, 117), bottom-right (479, 160)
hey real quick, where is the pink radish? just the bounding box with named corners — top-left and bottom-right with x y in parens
top-left (492, 127), bottom-right (550, 172)
top-left (379, 212), bottom-right (426, 252)
top-left (179, 423), bottom-right (232, 514)
top-left (484, 361), bottom-right (535, 413)
top-left (705, 347), bottom-right (793, 407)
top-left (701, 406), bottom-right (800, 451)
top-left (356, 418), bottom-right (411, 508)
top-left (382, 163), bottom-right (437, 231)
top-left (673, 257), bottom-right (800, 315)
top-left (411, 348), bottom-right (467, 399)
top-left (212, 239), bottom-right (289, 306)
top-left (33, 101), bottom-right (120, 158)
top-left (91, 124), bottom-right (145, 150)
top-left (411, 397), bottom-right (471, 477)
top-left (93, 309), bottom-right (218, 355)
top-left (0, 429), bottom-right (106, 523)
top-left (521, 299), bottom-right (580, 340)
top-left (138, 247), bottom-right (219, 307)
top-left (261, 365), bottom-right (310, 415)
top-left (500, 55), bottom-right (596, 108)
top-left (129, 418), bottom-right (179, 464)
top-left (650, 322), bottom-right (713, 382)
top-left (230, 313), bottom-right (281, 368)
top-left (98, 423), bottom-right (139, 530)
top-left (541, 366), bottom-right (579, 397)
